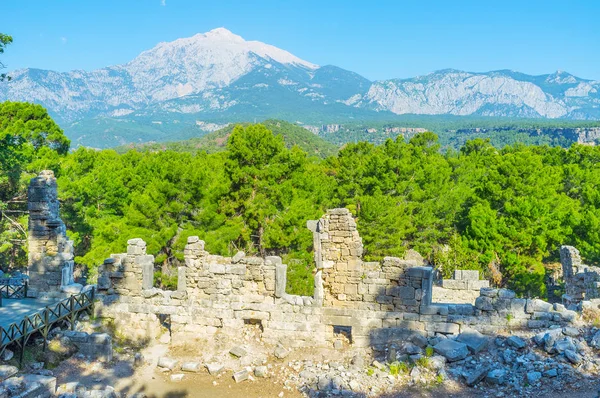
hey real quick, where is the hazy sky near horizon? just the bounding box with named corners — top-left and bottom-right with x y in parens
top-left (2, 0), bottom-right (599, 81)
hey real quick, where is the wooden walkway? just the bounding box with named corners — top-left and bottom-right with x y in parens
top-left (0, 287), bottom-right (95, 366)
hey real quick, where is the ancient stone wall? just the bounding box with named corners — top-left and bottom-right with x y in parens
top-left (560, 245), bottom-right (600, 306)
top-left (432, 270), bottom-right (489, 304)
top-left (27, 170), bottom-right (78, 297)
top-left (96, 208), bottom-right (575, 350)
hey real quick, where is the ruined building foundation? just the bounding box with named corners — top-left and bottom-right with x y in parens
top-left (95, 208), bottom-right (579, 349)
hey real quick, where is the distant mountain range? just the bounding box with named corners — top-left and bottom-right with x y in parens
top-left (1, 28), bottom-right (599, 147)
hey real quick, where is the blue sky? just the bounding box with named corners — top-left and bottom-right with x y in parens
top-left (2, 0), bottom-right (599, 81)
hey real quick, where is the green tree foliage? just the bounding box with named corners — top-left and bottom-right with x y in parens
top-left (6, 105), bottom-right (600, 298)
top-left (0, 101), bottom-right (70, 269)
top-left (0, 33), bottom-right (13, 82)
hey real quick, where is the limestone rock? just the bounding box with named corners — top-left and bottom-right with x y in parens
top-left (506, 336), bottom-right (527, 350)
top-left (254, 366), bottom-right (267, 377)
top-left (205, 363), bottom-right (224, 375)
top-left (170, 374), bottom-right (184, 382)
top-left (562, 327), bottom-right (580, 337)
top-left (590, 330), bottom-right (600, 349)
top-left (157, 357), bottom-right (178, 370)
top-left (273, 345), bottom-right (289, 359)
top-left (1, 350), bottom-right (14, 362)
top-left (527, 371), bottom-right (542, 384)
top-left (233, 369), bottom-right (249, 383)
top-left (457, 329), bottom-right (488, 354)
top-left (181, 362), bottom-right (201, 373)
top-left (433, 340), bottom-right (469, 362)
top-left (229, 346), bottom-right (247, 358)
top-left (564, 349), bottom-right (582, 364)
top-left (486, 369), bottom-right (506, 385)
top-left (465, 366), bottom-right (488, 386)
top-left (0, 365), bottom-right (18, 381)
top-left (232, 251), bottom-right (245, 264)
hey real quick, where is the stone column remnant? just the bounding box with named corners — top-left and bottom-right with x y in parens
top-left (27, 170), bottom-right (76, 297)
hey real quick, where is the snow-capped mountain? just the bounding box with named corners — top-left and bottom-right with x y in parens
top-left (1, 28), bottom-right (599, 147)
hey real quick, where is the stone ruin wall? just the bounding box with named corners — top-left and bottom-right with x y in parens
top-left (432, 270), bottom-right (489, 304)
top-left (96, 208), bottom-right (577, 350)
top-left (27, 170), bottom-right (77, 298)
top-left (560, 245), bottom-right (600, 307)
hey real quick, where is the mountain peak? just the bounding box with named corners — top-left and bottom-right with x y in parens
top-left (201, 27), bottom-right (245, 42)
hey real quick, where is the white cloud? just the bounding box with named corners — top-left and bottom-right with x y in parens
top-left (61, 37), bottom-right (67, 44)
top-left (161, 0), bottom-right (166, 5)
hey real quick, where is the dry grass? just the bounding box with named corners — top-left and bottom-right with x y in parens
top-left (582, 306), bottom-right (600, 327)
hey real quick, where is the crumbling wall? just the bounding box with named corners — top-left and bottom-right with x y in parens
top-left (95, 208), bottom-right (576, 349)
top-left (432, 270), bottom-right (489, 304)
top-left (27, 170), bottom-right (78, 297)
top-left (560, 245), bottom-right (600, 306)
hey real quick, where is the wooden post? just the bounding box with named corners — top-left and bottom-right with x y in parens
top-left (42, 309), bottom-right (49, 352)
top-left (69, 296), bottom-right (75, 330)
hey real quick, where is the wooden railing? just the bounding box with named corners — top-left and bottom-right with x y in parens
top-left (0, 278), bottom-right (28, 301)
top-left (0, 287), bottom-right (95, 367)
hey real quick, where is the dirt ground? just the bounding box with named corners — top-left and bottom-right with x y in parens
top-left (50, 353), bottom-right (600, 398)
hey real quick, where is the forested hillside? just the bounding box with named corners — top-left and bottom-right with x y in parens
top-left (116, 120), bottom-right (339, 158)
top-left (3, 100), bottom-right (600, 299)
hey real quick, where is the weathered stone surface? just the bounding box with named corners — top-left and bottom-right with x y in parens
top-left (170, 373), bottom-right (184, 382)
top-left (181, 362), bottom-right (201, 372)
top-left (506, 335), bottom-right (527, 350)
top-left (543, 368), bottom-right (558, 378)
top-left (205, 363), bottom-right (224, 375)
top-left (229, 346), bottom-right (247, 358)
top-left (233, 369), bottom-right (249, 383)
top-left (474, 296), bottom-right (494, 311)
top-left (562, 326), bottom-right (580, 337)
top-left (0, 350), bottom-right (13, 362)
top-left (273, 345), bottom-right (289, 359)
top-left (232, 251), bottom-right (246, 264)
top-left (486, 369), bottom-right (506, 385)
top-left (254, 366), bottom-right (267, 377)
top-left (157, 357), bottom-right (178, 370)
top-left (457, 329), bottom-right (488, 354)
top-left (590, 330), bottom-right (600, 349)
top-left (465, 366), bottom-right (489, 386)
top-left (565, 349), bottom-right (582, 364)
top-left (0, 365), bottom-right (18, 381)
top-left (433, 340), bottom-right (469, 362)
top-left (480, 288), bottom-right (498, 298)
top-left (526, 371), bottom-right (542, 384)
top-left (498, 289), bottom-right (516, 299)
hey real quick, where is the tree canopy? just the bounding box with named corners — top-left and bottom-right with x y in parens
top-left (2, 100), bottom-right (600, 298)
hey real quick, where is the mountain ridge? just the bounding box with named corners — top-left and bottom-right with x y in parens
top-left (1, 28), bottom-right (599, 147)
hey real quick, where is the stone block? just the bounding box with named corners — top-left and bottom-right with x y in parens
top-left (231, 251), bottom-right (246, 264)
top-left (474, 296), bottom-right (494, 311)
top-left (275, 263), bottom-right (287, 298)
top-left (433, 339), bottom-right (469, 362)
top-left (442, 279), bottom-right (468, 290)
top-left (233, 369), bottom-right (249, 383)
top-left (426, 322), bottom-right (459, 334)
top-left (461, 270), bottom-right (479, 281)
top-left (479, 288), bottom-right (498, 297)
top-left (229, 346), bottom-right (247, 358)
top-left (157, 357), bottom-right (178, 370)
top-left (467, 280), bottom-right (489, 290)
top-left (209, 264), bottom-right (226, 274)
top-left (181, 362), bottom-right (201, 372)
top-left (205, 363), bottom-right (224, 375)
top-left (457, 328), bottom-right (488, 354)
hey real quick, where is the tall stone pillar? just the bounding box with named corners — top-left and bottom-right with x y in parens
top-left (27, 170), bottom-right (75, 297)
top-left (309, 208), bottom-right (364, 306)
